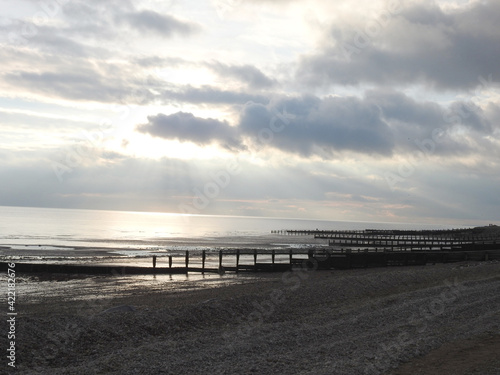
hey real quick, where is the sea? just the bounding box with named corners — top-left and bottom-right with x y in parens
top-left (0, 206), bottom-right (469, 296)
top-left (0, 205), bottom-right (458, 252)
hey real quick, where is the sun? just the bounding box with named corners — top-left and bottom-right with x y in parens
top-left (100, 100), bottom-right (238, 161)
top-left (107, 127), bottom-right (229, 161)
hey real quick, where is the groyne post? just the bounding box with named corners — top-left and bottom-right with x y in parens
top-left (202, 250), bottom-right (206, 273)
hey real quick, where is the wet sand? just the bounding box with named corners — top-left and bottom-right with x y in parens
top-left (0, 233), bottom-right (325, 259)
top-left (11, 260), bottom-right (500, 374)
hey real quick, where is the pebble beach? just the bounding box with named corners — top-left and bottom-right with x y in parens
top-left (12, 260), bottom-right (500, 374)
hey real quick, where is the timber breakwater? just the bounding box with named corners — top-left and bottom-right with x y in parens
top-left (2, 225), bottom-right (499, 275)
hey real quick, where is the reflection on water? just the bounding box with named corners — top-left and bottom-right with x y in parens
top-left (14, 271), bottom-right (264, 306)
top-left (0, 206), bottom-right (456, 249)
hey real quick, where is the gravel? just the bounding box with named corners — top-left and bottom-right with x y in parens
top-left (11, 260), bottom-right (500, 375)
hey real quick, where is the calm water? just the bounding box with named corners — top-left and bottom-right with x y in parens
top-left (0, 206), bottom-right (456, 249)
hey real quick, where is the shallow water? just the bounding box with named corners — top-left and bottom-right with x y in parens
top-left (0, 206), bottom-right (456, 251)
top-left (11, 270), bottom-right (268, 307)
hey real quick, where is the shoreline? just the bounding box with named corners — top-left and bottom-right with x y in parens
top-left (13, 260), bottom-right (500, 374)
top-left (0, 233), bottom-right (326, 257)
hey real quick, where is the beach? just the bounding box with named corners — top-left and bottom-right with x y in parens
top-left (12, 259), bottom-right (500, 374)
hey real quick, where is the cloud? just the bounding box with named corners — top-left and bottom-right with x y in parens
top-left (239, 90), bottom-right (496, 158)
top-left (162, 85), bottom-right (270, 105)
top-left (208, 62), bottom-right (277, 89)
top-left (3, 69), bottom-right (130, 103)
top-left (134, 89), bottom-right (499, 159)
top-left (239, 95), bottom-right (395, 157)
top-left (137, 112), bottom-right (245, 151)
top-left (297, 0), bottom-right (500, 90)
top-left (121, 10), bottom-right (200, 37)
top-left (0, 109), bottom-right (94, 134)
top-left (364, 89), bottom-right (494, 154)
top-left (2, 147), bottom-right (498, 223)
top-left (1, 0), bottom-right (499, 225)
top-left (3, 64), bottom-right (270, 105)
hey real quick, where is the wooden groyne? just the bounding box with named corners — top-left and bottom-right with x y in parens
top-left (271, 228), bottom-right (488, 237)
top-left (2, 247), bottom-right (500, 276)
top-left (3, 227), bottom-right (498, 275)
top-left (273, 227), bottom-right (499, 251)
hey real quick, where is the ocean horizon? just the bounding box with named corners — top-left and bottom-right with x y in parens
top-left (0, 205), bottom-right (462, 251)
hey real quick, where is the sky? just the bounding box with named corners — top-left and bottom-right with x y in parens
top-left (0, 0), bottom-right (499, 226)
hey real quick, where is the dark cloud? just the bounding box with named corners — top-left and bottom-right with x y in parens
top-left (365, 90), bottom-right (444, 128)
top-left (135, 90), bottom-right (498, 159)
top-left (121, 10), bottom-right (199, 37)
top-left (366, 89), bottom-right (492, 133)
top-left (208, 62), bottom-right (277, 89)
top-left (298, 1), bottom-right (500, 90)
top-left (137, 112), bottom-right (245, 151)
top-left (239, 95), bottom-right (394, 157)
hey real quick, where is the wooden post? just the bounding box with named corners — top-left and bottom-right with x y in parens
top-left (254, 249), bottom-right (258, 271)
top-left (202, 250), bottom-right (206, 273)
top-left (169, 256), bottom-right (172, 269)
top-left (219, 250), bottom-right (223, 269)
top-left (236, 249), bottom-right (240, 273)
top-left (271, 250), bottom-right (275, 270)
top-left (289, 249), bottom-right (293, 266)
top-left (185, 251), bottom-right (189, 272)
top-left (152, 255), bottom-right (157, 269)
